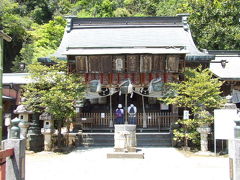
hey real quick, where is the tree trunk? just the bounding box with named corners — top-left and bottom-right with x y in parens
top-left (57, 120), bottom-right (62, 148)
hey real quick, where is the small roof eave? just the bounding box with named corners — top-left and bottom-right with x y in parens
top-left (221, 78), bottom-right (240, 81)
top-left (186, 54), bottom-right (215, 62)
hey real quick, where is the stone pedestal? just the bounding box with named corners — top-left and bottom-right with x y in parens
top-left (1, 139), bottom-right (26, 180)
top-left (114, 124), bottom-right (136, 152)
top-left (26, 134), bottom-right (44, 152)
top-left (197, 126), bottom-right (211, 153)
top-left (41, 129), bottom-right (55, 151)
top-left (40, 112), bottom-right (55, 151)
top-left (19, 120), bottom-right (30, 139)
top-left (107, 124), bottom-right (144, 159)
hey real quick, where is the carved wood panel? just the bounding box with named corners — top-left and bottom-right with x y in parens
top-left (112, 55), bottom-right (125, 72)
top-left (100, 56), bottom-right (112, 73)
top-left (88, 56), bottom-right (112, 73)
top-left (140, 55), bottom-right (152, 73)
top-left (152, 55), bottom-right (165, 72)
top-left (76, 56), bottom-right (87, 73)
top-left (166, 55), bottom-right (179, 72)
top-left (127, 55), bottom-right (139, 72)
top-left (88, 56), bottom-right (100, 73)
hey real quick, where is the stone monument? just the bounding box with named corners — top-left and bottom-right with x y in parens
top-left (107, 124), bottom-right (144, 159)
top-left (197, 126), bottom-right (211, 153)
top-left (27, 113), bottom-right (44, 152)
top-left (40, 112), bottom-right (55, 151)
top-left (14, 101), bottom-right (32, 138)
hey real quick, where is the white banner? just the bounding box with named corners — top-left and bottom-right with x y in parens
top-left (214, 109), bottom-right (237, 140)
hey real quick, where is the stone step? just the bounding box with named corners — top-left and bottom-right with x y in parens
top-left (80, 132), bottom-right (172, 147)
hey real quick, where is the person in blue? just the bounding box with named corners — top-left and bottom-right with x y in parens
top-left (128, 104), bottom-right (137, 124)
top-left (115, 104), bottom-right (124, 124)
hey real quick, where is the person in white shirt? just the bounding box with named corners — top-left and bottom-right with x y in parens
top-left (128, 104), bottom-right (137, 124)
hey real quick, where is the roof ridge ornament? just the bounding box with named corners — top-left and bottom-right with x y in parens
top-left (65, 16), bottom-right (77, 33)
top-left (177, 13), bottom-right (190, 31)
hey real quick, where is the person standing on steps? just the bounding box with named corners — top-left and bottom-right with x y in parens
top-left (128, 104), bottom-right (137, 124)
top-left (115, 104), bottom-right (124, 124)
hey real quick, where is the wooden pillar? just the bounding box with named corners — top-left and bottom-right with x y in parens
top-left (125, 93), bottom-right (128, 124)
top-left (109, 94), bottom-right (113, 127)
top-left (142, 95), bottom-right (147, 128)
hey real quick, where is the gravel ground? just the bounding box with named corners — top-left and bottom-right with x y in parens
top-left (26, 147), bottom-right (229, 180)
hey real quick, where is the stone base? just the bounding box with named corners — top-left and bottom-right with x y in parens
top-left (114, 147), bottom-right (136, 152)
top-left (27, 134), bottom-right (44, 152)
top-left (107, 151), bottom-right (144, 159)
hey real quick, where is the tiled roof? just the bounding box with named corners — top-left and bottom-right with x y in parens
top-left (52, 16), bottom-right (213, 61)
top-left (3, 73), bottom-right (30, 84)
top-left (209, 51), bottom-right (240, 80)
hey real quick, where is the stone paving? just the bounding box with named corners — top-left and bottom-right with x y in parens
top-left (26, 147), bottom-right (229, 180)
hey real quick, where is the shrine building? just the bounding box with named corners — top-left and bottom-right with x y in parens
top-left (37, 15), bottom-right (215, 132)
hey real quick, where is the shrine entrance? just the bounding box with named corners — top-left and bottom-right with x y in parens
top-left (75, 92), bottom-right (178, 131)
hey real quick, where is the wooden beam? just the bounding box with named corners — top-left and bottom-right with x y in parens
top-left (0, 148), bottom-right (14, 159)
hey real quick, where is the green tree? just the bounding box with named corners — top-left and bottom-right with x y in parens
top-left (156, 0), bottom-right (186, 16)
top-left (161, 66), bottom-right (225, 148)
top-left (12, 16), bottom-right (66, 72)
top-left (0, 0), bottom-right (33, 72)
top-left (181, 0), bottom-right (240, 50)
top-left (23, 61), bottom-right (85, 148)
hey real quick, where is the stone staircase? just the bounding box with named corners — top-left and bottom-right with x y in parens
top-left (80, 132), bottom-right (172, 147)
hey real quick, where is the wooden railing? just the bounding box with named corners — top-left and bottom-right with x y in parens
top-left (76, 112), bottom-right (178, 130)
top-left (0, 148), bottom-right (14, 180)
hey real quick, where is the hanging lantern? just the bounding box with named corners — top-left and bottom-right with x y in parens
top-left (119, 80), bottom-right (129, 94)
top-left (89, 80), bottom-right (101, 93)
top-left (149, 78), bottom-right (164, 93)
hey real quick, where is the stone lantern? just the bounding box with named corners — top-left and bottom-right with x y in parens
top-left (10, 117), bottom-right (21, 139)
top-left (14, 103), bottom-right (32, 139)
top-left (40, 112), bottom-right (55, 151)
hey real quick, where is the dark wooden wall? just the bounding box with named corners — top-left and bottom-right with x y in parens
top-left (68, 54), bottom-right (185, 86)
